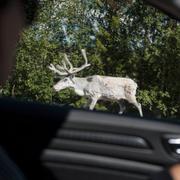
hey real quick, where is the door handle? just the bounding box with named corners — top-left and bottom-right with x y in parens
top-left (163, 135), bottom-right (180, 155)
top-left (168, 138), bottom-right (180, 154)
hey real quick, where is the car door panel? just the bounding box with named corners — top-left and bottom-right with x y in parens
top-left (41, 109), bottom-right (180, 180)
top-left (0, 98), bottom-right (180, 180)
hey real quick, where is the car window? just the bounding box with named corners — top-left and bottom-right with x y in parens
top-left (1, 0), bottom-right (179, 120)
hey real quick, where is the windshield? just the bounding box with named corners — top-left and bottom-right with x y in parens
top-left (1, 0), bottom-right (180, 119)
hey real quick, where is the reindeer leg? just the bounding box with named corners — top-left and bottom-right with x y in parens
top-left (89, 98), bottom-right (98, 110)
top-left (128, 97), bottom-right (143, 117)
top-left (118, 100), bottom-right (126, 115)
top-left (138, 103), bottom-right (143, 117)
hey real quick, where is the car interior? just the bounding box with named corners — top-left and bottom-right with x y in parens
top-left (0, 0), bottom-right (179, 180)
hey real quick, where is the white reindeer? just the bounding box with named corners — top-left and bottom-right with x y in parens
top-left (49, 49), bottom-right (143, 117)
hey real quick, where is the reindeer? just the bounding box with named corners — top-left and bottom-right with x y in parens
top-left (49, 49), bottom-right (143, 117)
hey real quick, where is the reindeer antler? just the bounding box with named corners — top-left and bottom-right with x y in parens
top-left (48, 64), bottom-right (68, 76)
top-left (49, 49), bottom-right (91, 76)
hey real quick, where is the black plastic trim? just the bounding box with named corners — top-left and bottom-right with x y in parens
top-left (42, 149), bottom-right (163, 175)
top-left (57, 129), bottom-right (150, 149)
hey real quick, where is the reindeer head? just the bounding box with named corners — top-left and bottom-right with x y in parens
top-left (49, 49), bottom-right (90, 92)
top-left (53, 75), bottom-right (74, 91)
